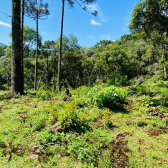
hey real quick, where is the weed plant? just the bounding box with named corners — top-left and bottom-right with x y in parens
top-left (88, 85), bottom-right (127, 109)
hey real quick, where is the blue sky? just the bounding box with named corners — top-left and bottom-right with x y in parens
top-left (0, 0), bottom-right (138, 47)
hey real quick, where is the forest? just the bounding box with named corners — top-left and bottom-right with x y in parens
top-left (0, 0), bottom-right (168, 167)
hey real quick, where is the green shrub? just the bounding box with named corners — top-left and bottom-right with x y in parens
top-left (67, 130), bottom-right (107, 164)
top-left (36, 86), bottom-right (53, 100)
top-left (88, 85), bottom-right (126, 109)
top-left (49, 103), bottom-right (58, 124)
top-left (37, 91), bottom-right (52, 100)
top-left (127, 86), bottom-right (138, 95)
top-left (75, 97), bottom-right (91, 107)
top-left (36, 132), bottom-right (66, 145)
top-left (103, 108), bottom-right (115, 128)
top-left (74, 86), bottom-right (92, 97)
top-left (58, 102), bottom-right (91, 133)
top-left (159, 88), bottom-right (168, 106)
top-left (107, 75), bottom-right (128, 86)
top-left (140, 96), bottom-right (154, 107)
top-left (128, 86), bottom-right (148, 95)
top-left (32, 116), bottom-right (46, 132)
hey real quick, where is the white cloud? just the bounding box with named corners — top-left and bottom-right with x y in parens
top-left (87, 35), bottom-right (95, 39)
top-left (124, 15), bottom-right (131, 27)
top-left (0, 21), bottom-right (11, 28)
top-left (87, 4), bottom-right (98, 12)
top-left (101, 34), bottom-right (111, 40)
top-left (123, 13), bottom-right (131, 30)
top-left (91, 19), bottom-right (102, 26)
top-left (101, 17), bottom-right (109, 22)
top-left (41, 31), bottom-right (47, 34)
top-left (87, 4), bottom-right (109, 23)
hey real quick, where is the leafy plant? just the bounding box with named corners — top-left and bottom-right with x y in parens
top-left (58, 102), bottom-right (91, 133)
top-left (32, 116), bottom-right (46, 132)
top-left (36, 132), bottom-right (66, 146)
top-left (159, 88), bottom-right (168, 106)
top-left (49, 102), bottom-right (58, 124)
top-left (128, 86), bottom-right (148, 95)
top-left (88, 85), bottom-right (126, 109)
top-left (140, 96), bottom-right (153, 107)
top-left (37, 92), bottom-right (52, 100)
top-left (75, 97), bottom-right (91, 107)
top-left (107, 75), bottom-right (129, 86)
top-left (67, 130), bottom-right (109, 165)
top-left (103, 108), bottom-right (114, 128)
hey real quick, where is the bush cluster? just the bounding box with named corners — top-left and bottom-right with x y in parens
top-left (88, 85), bottom-right (127, 109)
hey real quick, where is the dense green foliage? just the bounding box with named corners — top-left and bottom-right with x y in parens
top-left (88, 85), bottom-right (126, 108)
top-left (0, 46), bottom-right (6, 57)
top-left (1, 28), bottom-right (168, 90)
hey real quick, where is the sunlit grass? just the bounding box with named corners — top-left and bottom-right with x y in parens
top-left (0, 78), bottom-right (168, 167)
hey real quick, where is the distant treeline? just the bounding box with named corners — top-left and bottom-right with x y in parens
top-left (0, 28), bottom-right (167, 90)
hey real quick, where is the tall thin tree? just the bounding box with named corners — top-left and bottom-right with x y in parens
top-left (21, 0), bottom-right (25, 93)
top-left (11, 0), bottom-right (23, 95)
top-left (26, 0), bottom-right (49, 90)
top-left (57, 0), bottom-right (97, 91)
top-left (57, 0), bottom-right (65, 92)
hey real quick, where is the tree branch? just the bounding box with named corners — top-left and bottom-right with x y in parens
top-left (74, 0), bottom-right (97, 16)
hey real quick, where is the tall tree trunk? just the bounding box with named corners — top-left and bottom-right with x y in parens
top-left (162, 45), bottom-right (167, 79)
top-left (21, 0), bottom-right (25, 93)
top-left (162, 33), bottom-right (167, 79)
top-left (34, 13), bottom-right (38, 90)
top-left (57, 0), bottom-right (65, 91)
top-left (46, 53), bottom-right (49, 88)
top-left (53, 56), bottom-right (57, 90)
top-left (11, 0), bottom-right (22, 95)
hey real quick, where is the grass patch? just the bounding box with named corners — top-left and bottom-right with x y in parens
top-left (0, 78), bottom-right (168, 167)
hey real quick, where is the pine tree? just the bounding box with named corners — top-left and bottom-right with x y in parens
top-left (57, 0), bottom-right (97, 91)
top-left (11, 0), bottom-right (23, 95)
top-left (26, 0), bottom-right (49, 90)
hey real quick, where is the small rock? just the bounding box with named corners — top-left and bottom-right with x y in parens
top-left (52, 122), bottom-right (61, 133)
top-left (29, 153), bottom-right (38, 159)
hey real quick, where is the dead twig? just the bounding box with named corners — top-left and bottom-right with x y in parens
top-left (148, 128), bottom-right (167, 136)
top-left (31, 151), bottom-right (48, 163)
top-left (152, 107), bottom-right (168, 127)
top-left (110, 132), bottom-right (132, 168)
top-left (3, 142), bottom-right (27, 162)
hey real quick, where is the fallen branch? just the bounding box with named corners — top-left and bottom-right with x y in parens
top-left (152, 107), bottom-right (168, 127)
top-left (110, 132), bottom-right (132, 167)
top-left (3, 142), bottom-right (27, 162)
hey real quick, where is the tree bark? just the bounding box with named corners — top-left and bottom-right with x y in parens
top-left (162, 33), bottom-right (167, 79)
top-left (162, 45), bottom-right (167, 79)
top-left (46, 52), bottom-right (49, 88)
top-left (58, 0), bottom-right (65, 91)
top-left (11, 0), bottom-right (22, 95)
top-left (34, 13), bottom-right (38, 90)
top-left (21, 0), bottom-right (25, 93)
